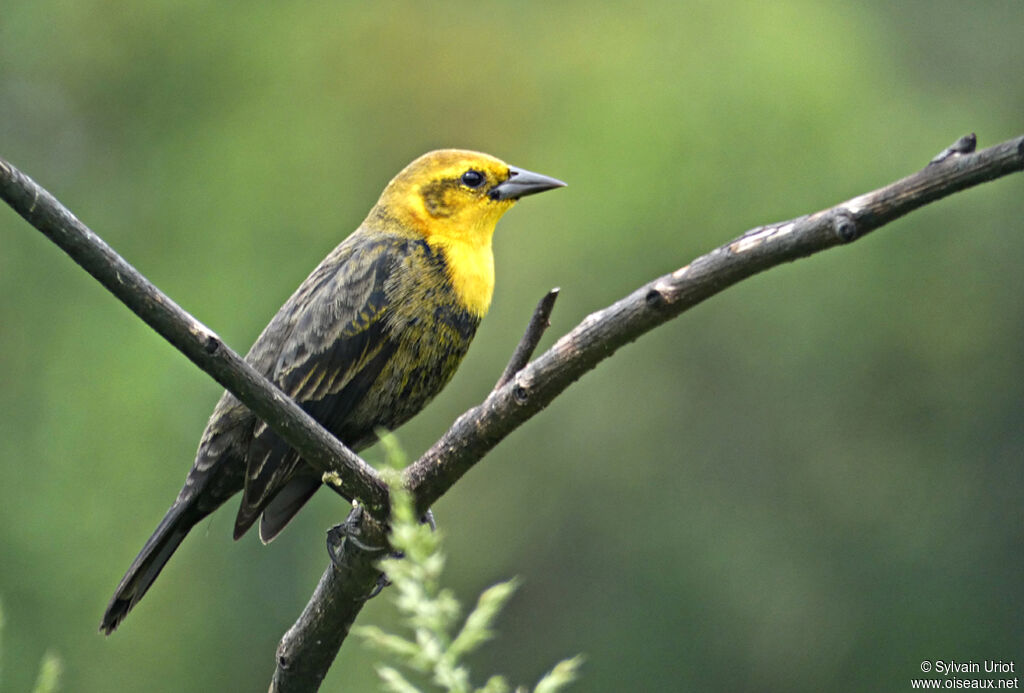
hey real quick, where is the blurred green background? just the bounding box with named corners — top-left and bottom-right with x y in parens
top-left (2, 2), bottom-right (1022, 691)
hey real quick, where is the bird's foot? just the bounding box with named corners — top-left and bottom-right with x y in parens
top-left (325, 504), bottom-right (438, 600)
top-left (326, 504), bottom-right (387, 563)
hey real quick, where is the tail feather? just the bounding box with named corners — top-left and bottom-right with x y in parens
top-left (232, 473), bottom-right (321, 543)
top-left (100, 503), bottom-right (193, 635)
top-left (257, 475), bottom-right (321, 544)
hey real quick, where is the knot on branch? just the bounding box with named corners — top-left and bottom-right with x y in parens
top-left (512, 382), bottom-right (530, 405)
top-left (188, 321), bottom-right (223, 354)
top-left (832, 213), bottom-right (858, 243)
top-left (929, 133), bottom-right (977, 166)
top-left (645, 287), bottom-right (668, 309)
top-left (203, 334), bottom-right (221, 354)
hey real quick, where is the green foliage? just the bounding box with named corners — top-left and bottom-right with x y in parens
top-left (0, 601), bottom-right (62, 693)
top-left (29, 654), bottom-right (62, 693)
top-left (353, 436), bottom-right (582, 693)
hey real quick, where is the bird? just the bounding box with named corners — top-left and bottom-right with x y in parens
top-left (100, 149), bottom-right (565, 634)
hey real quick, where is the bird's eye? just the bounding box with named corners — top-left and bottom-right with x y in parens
top-left (461, 170), bottom-right (485, 188)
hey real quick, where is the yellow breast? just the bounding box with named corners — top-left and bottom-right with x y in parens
top-left (431, 233), bottom-right (495, 318)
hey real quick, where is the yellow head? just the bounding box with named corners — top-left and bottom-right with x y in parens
top-left (366, 149), bottom-right (565, 317)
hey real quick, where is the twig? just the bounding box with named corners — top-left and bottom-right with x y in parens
top-left (929, 132), bottom-right (978, 166)
top-left (494, 288), bottom-right (560, 391)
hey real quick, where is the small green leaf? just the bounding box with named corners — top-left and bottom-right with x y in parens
top-left (474, 675), bottom-right (511, 693)
top-left (533, 655), bottom-right (585, 693)
top-left (376, 665), bottom-right (422, 693)
top-left (31, 650), bottom-right (63, 693)
top-left (353, 625), bottom-right (422, 660)
top-left (355, 437), bottom-right (583, 692)
top-left (448, 579), bottom-right (519, 660)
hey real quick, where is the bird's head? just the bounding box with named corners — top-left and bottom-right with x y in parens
top-left (367, 149), bottom-right (566, 247)
top-left (365, 149), bottom-right (564, 317)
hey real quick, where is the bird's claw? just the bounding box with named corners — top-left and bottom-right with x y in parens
top-left (365, 574), bottom-right (391, 599)
top-left (326, 504), bottom-right (388, 568)
top-left (325, 505), bottom-right (438, 600)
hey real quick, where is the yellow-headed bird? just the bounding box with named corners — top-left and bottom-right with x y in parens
top-left (100, 150), bottom-right (565, 634)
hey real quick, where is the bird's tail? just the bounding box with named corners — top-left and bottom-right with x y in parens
top-left (99, 501), bottom-right (195, 635)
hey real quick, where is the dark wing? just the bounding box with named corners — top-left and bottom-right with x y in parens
top-left (102, 232), bottom-right (409, 631)
top-left (232, 233), bottom-right (403, 540)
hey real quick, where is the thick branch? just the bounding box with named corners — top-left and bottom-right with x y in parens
top-left (0, 158), bottom-right (389, 514)
top-left (270, 507), bottom-right (389, 693)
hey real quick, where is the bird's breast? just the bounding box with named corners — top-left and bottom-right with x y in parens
top-left (429, 235), bottom-right (495, 319)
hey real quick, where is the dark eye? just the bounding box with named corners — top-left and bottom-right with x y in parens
top-left (461, 169), bottom-right (485, 188)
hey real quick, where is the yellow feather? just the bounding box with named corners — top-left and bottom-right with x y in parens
top-left (431, 232), bottom-right (496, 318)
top-left (371, 149), bottom-right (516, 317)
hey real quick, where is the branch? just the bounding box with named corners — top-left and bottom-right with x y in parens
top-left (0, 158), bottom-right (389, 514)
top-left (404, 133), bottom-right (1024, 511)
top-left (270, 506), bottom-right (389, 693)
top-left (272, 133), bottom-right (1024, 691)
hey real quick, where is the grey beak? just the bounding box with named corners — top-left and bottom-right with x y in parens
top-left (489, 166), bottom-right (567, 201)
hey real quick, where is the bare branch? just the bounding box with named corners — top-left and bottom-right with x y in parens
top-left (0, 158), bottom-right (389, 514)
top-left (404, 134), bottom-right (1024, 513)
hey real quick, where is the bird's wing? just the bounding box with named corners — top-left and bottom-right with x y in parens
top-left (233, 233), bottom-right (404, 539)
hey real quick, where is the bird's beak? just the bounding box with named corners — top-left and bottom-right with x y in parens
top-left (489, 166), bottom-right (567, 201)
